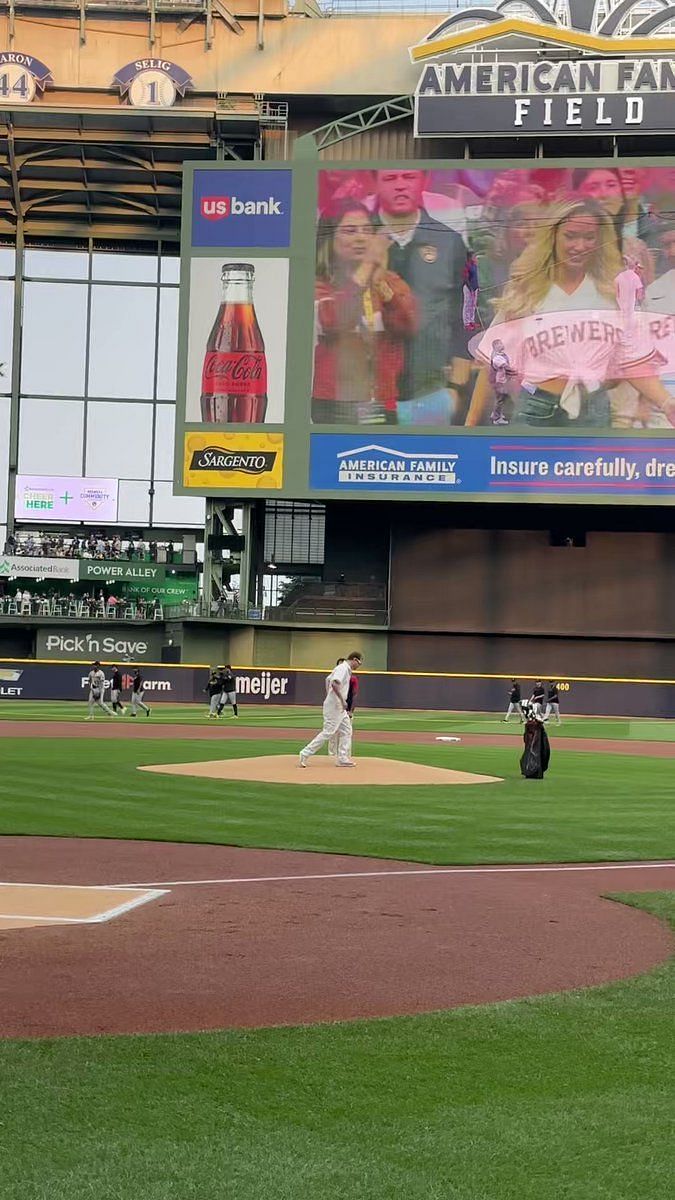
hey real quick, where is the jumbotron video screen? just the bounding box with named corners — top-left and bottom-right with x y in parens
top-left (174, 158), bottom-right (675, 504)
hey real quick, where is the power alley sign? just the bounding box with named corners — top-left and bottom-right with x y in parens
top-left (411, 1), bottom-right (675, 136)
top-left (79, 561), bottom-right (165, 583)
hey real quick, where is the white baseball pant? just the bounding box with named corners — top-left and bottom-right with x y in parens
top-left (302, 699), bottom-right (352, 763)
top-left (505, 702), bottom-right (524, 721)
top-left (88, 689), bottom-right (114, 717)
top-left (131, 689), bottom-right (150, 715)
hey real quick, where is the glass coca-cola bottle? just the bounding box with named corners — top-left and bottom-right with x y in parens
top-left (200, 263), bottom-right (268, 422)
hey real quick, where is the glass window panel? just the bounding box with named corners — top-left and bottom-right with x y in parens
top-left (117, 479), bottom-right (150, 525)
top-left (153, 404), bottom-right (175, 480)
top-left (157, 288), bottom-right (178, 402)
top-left (21, 282), bottom-right (87, 396)
top-left (0, 280), bottom-right (14, 390)
top-left (0, 397), bottom-right (9, 521)
top-left (24, 249), bottom-right (88, 280)
top-left (152, 482), bottom-right (205, 528)
top-left (0, 247), bottom-right (15, 276)
top-left (92, 253), bottom-right (157, 283)
top-left (160, 256), bottom-right (180, 284)
top-left (88, 286), bottom-right (156, 399)
top-left (86, 401), bottom-right (152, 478)
top-left (18, 398), bottom-right (84, 476)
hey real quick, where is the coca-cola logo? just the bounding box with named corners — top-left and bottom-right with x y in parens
top-left (189, 447), bottom-right (278, 475)
top-left (204, 353), bottom-right (264, 382)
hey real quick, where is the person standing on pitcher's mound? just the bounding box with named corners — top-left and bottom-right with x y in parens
top-left (300, 651), bottom-right (363, 769)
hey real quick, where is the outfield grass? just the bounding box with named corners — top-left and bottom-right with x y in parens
top-left (1, 699), bottom-right (675, 742)
top-left (2, 891), bottom-right (674, 1200)
top-left (1, 736), bottom-right (673, 864)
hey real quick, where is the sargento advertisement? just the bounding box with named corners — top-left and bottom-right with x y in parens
top-left (174, 157), bottom-right (675, 504)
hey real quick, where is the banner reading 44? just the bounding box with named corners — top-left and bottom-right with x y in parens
top-left (0, 52), bottom-right (52, 103)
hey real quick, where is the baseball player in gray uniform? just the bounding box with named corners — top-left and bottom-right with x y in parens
top-left (85, 661), bottom-right (115, 720)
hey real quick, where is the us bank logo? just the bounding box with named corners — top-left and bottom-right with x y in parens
top-left (192, 169), bottom-right (292, 249)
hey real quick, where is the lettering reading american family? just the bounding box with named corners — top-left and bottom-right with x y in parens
top-left (412, 0), bottom-right (675, 136)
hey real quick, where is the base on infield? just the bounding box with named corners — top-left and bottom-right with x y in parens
top-left (139, 755), bottom-right (503, 787)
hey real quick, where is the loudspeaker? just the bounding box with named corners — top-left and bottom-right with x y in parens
top-left (161, 644), bottom-right (181, 663)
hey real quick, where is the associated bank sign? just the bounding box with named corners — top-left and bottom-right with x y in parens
top-left (411, 0), bottom-right (675, 136)
top-left (0, 555), bottom-right (79, 581)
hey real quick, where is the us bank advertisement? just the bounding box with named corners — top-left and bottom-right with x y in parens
top-left (176, 154), bottom-right (675, 505)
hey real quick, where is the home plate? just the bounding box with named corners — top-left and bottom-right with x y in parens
top-left (139, 755), bottom-right (503, 786)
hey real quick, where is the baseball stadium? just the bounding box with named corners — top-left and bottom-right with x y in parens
top-left (0, 3), bottom-right (674, 1199)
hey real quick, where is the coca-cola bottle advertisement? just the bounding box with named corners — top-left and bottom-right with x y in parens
top-left (187, 257), bottom-right (288, 425)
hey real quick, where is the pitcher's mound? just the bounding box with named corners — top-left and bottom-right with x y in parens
top-left (139, 755), bottom-right (502, 787)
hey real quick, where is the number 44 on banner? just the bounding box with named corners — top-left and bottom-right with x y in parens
top-left (0, 52), bottom-right (53, 104)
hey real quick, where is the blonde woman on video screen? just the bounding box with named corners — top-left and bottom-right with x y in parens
top-left (466, 198), bottom-right (675, 428)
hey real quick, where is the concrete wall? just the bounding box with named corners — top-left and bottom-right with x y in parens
top-left (0, 12), bottom-right (429, 98)
top-left (390, 526), bottom-right (675, 640)
top-left (387, 631), bottom-right (675, 683)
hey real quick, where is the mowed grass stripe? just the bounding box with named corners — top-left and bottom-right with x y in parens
top-left (0, 737), bottom-right (673, 864)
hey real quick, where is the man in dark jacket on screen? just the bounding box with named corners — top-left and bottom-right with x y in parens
top-left (373, 169), bottom-right (469, 423)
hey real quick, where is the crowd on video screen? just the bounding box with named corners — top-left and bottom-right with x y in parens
top-left (311, 165), bottom-right (675, 430)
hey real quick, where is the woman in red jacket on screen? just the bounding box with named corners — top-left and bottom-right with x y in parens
top-left (311, 200), bottom-right (417, 425)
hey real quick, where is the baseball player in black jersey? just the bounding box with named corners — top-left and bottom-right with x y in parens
top-left (205, 671), bottom-right (222, 718)
top-left (530, 680), bottom-right (546, 719)
top-left (110, 665), bottom-right (126, 714)
top-left (504, 678), bottom-right (524, 722)
top-left (216, 665), bottom-right (238, 718)
top-left (130, 668), bottom-right (151, 717)
top-left (545, 681), bottom-right (562, 724)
